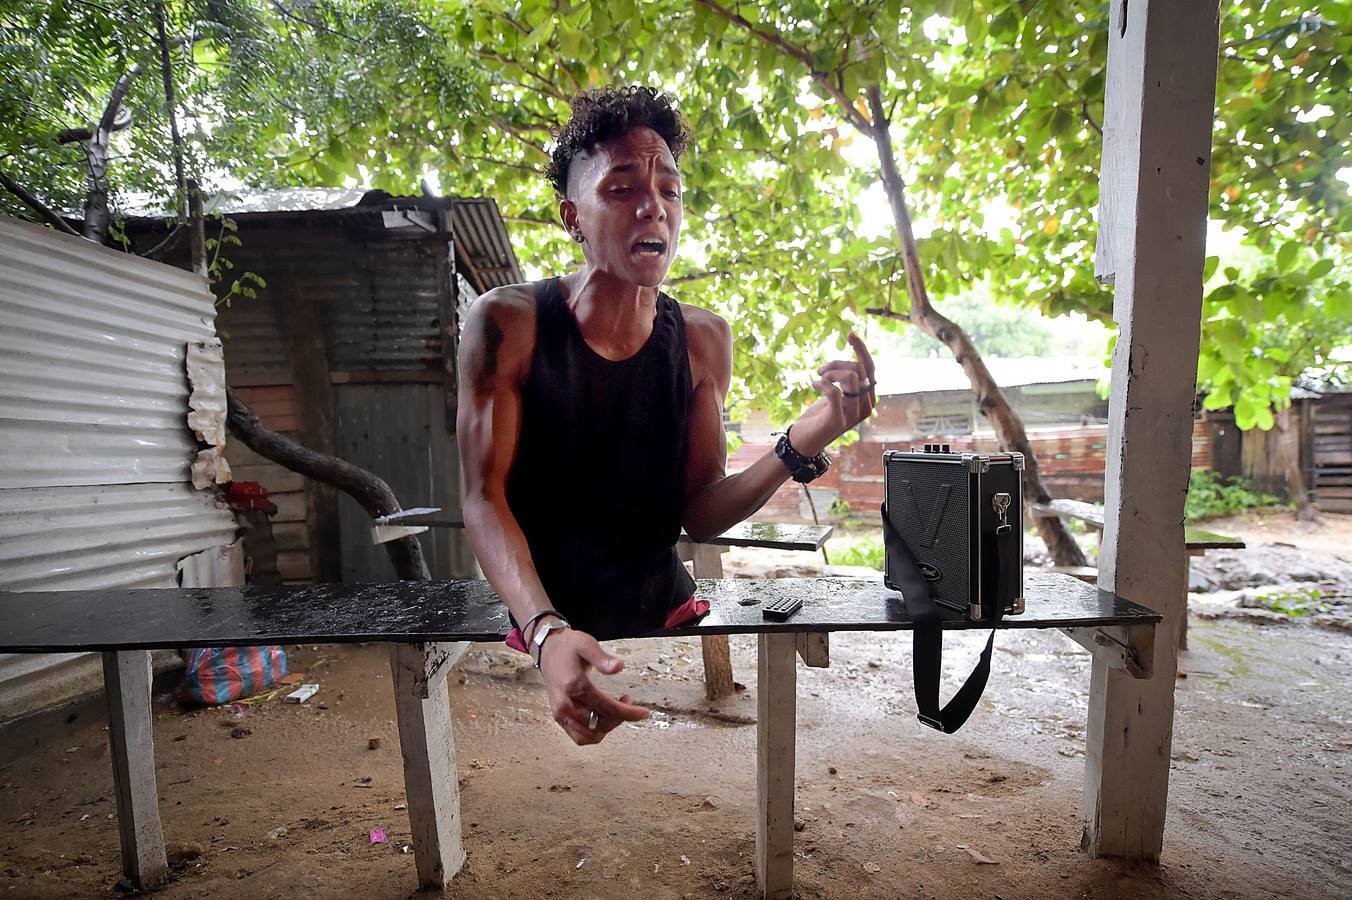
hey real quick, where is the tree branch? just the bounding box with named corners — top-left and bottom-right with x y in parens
top-left (665, 269), bottom-right (728, 285)
top-left (473, 49), bottom-right (572, 103)
top-left (693, 0), bottom-right (873, 134)
top-left (54, 109), bottom-right (131, 145)
top-left (226, 386), bottom-right (429, 580)
top-left (82, 62), bottom-right (141, 242)
top-left (266, 0), bottom-right (361, 43)
top-left (862, 84), bottom-right (1087, 568)
top-left (0, 168), bottom-right (83, 237)
top-left (492, 117), bottom-right (551, 159)
top-left (155, 2), bottom-right (188, 222)
top-left (140, 222), bottom-right (186, 259)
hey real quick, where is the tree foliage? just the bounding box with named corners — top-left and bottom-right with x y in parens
top-left (2, 0), bottom-right (1347, 430)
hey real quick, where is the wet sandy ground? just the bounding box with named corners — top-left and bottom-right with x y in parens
top-left (1, 611), bottom-right (1348, 899)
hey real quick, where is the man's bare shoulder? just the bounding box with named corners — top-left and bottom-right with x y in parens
top-left (677, 301), bottom-right (732, 389)
top-left (460, 283), bottom-right (538, 385)
top-left (471, 283), bottom-right (537, 326)
top-left (677, 301), bottom-right (732, 349)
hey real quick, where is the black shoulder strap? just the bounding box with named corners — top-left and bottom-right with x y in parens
top-left (882, 502), bottom-right (995, 734)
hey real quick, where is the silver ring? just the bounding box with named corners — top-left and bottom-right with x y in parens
top-left (587, 710), bottom-right (599, 730)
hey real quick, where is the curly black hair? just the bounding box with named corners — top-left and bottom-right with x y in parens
top-left (546, 86), bottom-right (691, 197)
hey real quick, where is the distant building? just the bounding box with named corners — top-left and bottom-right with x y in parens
top-left (733, 356), bottom-right (1213, 522)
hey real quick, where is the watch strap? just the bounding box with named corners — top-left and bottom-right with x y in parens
top-left (775, 427), bottom-right (831, 484)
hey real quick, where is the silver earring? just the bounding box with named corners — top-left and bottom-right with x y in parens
top-left (572, 232), bottom-right (584, 243)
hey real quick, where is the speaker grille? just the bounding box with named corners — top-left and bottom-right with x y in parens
top-left (884, 458), bottom-right (971, 611)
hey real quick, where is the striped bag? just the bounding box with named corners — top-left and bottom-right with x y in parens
top-left (178, 646), bottom-right (288, 705)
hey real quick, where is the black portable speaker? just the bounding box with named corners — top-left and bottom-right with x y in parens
top-left (882, 446), bottom-right (1025, 622)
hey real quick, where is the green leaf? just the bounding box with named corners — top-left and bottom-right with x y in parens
top-left (1276, 240), bottom-right (1298, 270)
top-left (1309, 258), bottom-right (1334, 279)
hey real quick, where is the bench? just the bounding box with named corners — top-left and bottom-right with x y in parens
top-left (0, 573), bottom-right (1157, 898)
top-left (1032, 500), bottom-right (1245, 649)
top-left (369, 509), bottom-right (833, 699)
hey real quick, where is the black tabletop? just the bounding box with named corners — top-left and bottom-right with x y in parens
top-left (0, 573), bottom-right (1157, 653)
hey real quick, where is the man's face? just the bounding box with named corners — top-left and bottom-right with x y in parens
top-left (563, 126), bottom-right (683, 288)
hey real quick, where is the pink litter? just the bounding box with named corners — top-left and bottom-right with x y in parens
top-left (369, 828), bottom-right (387, 845)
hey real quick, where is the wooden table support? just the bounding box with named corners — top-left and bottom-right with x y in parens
top-left (691, 543), bottom-right (736, 700)
top-left (756, 633), bottom-right (797, 899)
top-left (102, 650), bottom-right (168, 890)
top-left (388, 641), bottom-right (468, 889)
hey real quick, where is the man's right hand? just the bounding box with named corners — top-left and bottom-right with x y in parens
top-left (537, 628), bottom-right (650, 745)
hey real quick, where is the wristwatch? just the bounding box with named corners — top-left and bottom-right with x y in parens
top-left (530, 618), bottom-right (571, 669)
top-left (774, 427), bottom-right (831, 484)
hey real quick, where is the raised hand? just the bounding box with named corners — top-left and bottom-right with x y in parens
top-left (537, 627), bottom-right (650, 745)
top-left (791, 332), bottom-right (878, 456)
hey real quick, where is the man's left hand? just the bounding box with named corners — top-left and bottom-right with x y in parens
top-left (792, 332), bottom-right (877, 456)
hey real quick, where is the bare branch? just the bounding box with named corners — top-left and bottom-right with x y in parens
top-left (474, 49), bottom-right (572, 103)
top-left (155, 2), bottom-right (188, 222)
top-left (140, 222), bottom-right (186, 259)
top-left (227, 386), bottom-right (429, 581)
top-left (693, 0), bottom-right (874, 134)
top-left (665, 269), bottom-right (728, 285)
top-left (82, 62), bottom-right (141, 242)
top-left (266, 0), bottom-right (361, 43)
top-left (456, 153), bottom-right (542, 175)
top-left (0, 168), bottom-right (83, 237)
top-left (492, 117), bottom-right (551, 159)
top-left (54, 109), bottom-right (131, 145)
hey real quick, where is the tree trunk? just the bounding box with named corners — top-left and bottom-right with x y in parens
top-left (225, 386), bottom-right (430, 581)
top-left (82, 64), bottom-right (140, 244)
top-left (1275, 404), bottom-right (1316, 521)
top-left (862, 86), bottom-right (1087, 568)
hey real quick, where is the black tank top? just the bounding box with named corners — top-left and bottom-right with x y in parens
top-left (506, 277), bottom-right (696, 640)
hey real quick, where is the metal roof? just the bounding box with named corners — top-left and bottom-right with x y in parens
top-left (120, 188), bottom-right (525, 292)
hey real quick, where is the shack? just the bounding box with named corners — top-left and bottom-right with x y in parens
top-left (125, 189), bottom-right (523, 583)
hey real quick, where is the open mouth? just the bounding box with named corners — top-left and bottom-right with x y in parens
top-left (631, 239), bottom-right (667, 257)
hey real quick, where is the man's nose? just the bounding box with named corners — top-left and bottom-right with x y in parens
top-left (635, 183), bottom-right (666, 221)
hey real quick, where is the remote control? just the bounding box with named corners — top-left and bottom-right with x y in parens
top-left (761, 596), bottom-right (804, 621)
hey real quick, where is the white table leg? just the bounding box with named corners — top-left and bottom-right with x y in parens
top-left (756, 632), bottom-right (797, 899)
top-left (691, 542), bottom-right (736, 700)
top-left (389, 642), bottom-right (467, 888)
top-left (102, 650), bottom-right (168, 889)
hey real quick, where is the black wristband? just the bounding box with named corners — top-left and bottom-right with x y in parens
top-left (775, 427), bottom-right (831, 484)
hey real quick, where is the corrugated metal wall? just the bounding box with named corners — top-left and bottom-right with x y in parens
top-left (0, 216), bottom-right (238, 719)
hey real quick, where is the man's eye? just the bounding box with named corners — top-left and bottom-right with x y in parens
top-left (664, 189), bottom-right (680, 198)
top-left (610, 186), bottom-right (631, 194)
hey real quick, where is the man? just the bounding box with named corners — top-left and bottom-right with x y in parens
top-left (458, 86), bottom-right (876, 745)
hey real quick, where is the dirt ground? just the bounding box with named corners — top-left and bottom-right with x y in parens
top-left (1, 512), bottom-right (1349, 899)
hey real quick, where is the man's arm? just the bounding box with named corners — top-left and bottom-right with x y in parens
top-left (457, 287), bottom-right (648, 745)
top-left (681, 307), bottom-right (875, 541)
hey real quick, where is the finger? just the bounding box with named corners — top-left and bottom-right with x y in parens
top-left (817, 360), bottom-right (864, 379)
top-left (848, 332), bottom-right (877, 385)
top-left (575, 635), bottom-right (624, 675)
top-left (554, 709), bottom-right (596, 745)
top-left (586, 685), bottom-right (651, 722)
top-left (813, 378), bottom-right (845, 417)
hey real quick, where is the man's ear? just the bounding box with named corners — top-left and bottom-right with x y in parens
top-left (559, 197), bottom-right (578, 237)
